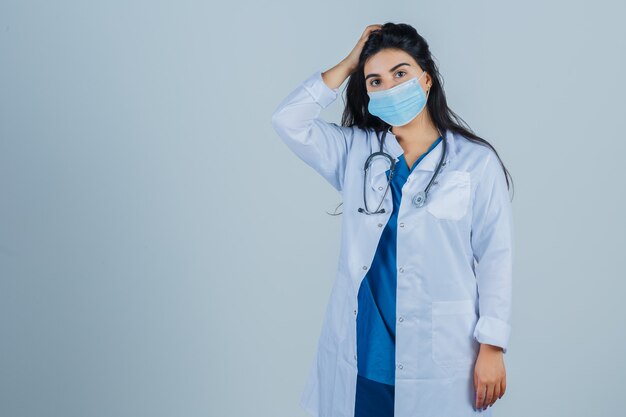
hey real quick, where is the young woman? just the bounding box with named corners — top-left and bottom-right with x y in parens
top-left (271, 22), bottom-right (514, 417)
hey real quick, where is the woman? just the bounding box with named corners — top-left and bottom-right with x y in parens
top-left (271, 22), bottom-right (514, 417)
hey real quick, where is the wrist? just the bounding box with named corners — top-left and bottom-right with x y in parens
top-left (479, 343), bottom-right (504, 353)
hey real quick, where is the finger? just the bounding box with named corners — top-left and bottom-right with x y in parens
top-left (483, 384), bottom-right (495, 410)
top-left (475, 383), bottom-right (486, 409)
top-left (363, 25), bottom-right (380, 36)
top-left (499, 377), bottom-right (506, 399)
top-left (493, 383), bottom-right (501, 404)
top-left (473, 370), bottom-right (480, 408)
top-left (363, 25), bottom-right (382, 38)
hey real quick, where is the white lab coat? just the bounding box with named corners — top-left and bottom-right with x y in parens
top-left (271, 69), bottom-right (514, 417)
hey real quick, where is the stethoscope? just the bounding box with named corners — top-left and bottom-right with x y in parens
top-left (357, 127), bottom-right (447, 215)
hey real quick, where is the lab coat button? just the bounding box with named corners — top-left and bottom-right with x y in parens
top-left (399, 222), bottom-right (404, 228)
top-left (353, 309), bottom-right (357, 315)
top-left (362, 265), bottom-right (368, 270)
top-left (399, 267), bottom-right (404, 273)
top-left (397, 363), bottom-right (403, 370)
top-left (378, 186), bottom-right (383, 191)
top-left (378, 223), bottom-right (383, 227)
top-left (398, 316), bottom-right (404, 322)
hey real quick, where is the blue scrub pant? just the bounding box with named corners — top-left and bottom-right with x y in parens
top-left (354, 374), bottom-right (395, 417)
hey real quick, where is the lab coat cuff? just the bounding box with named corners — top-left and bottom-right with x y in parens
top-left (302, 69), bottom-right (339, 109)
top-left (473, 316), bottom-right (511, 353)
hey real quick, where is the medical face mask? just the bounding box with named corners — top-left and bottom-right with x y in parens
top-left (367, 70), bottom-right (429, 126)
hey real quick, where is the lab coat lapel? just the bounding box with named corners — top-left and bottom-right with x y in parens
top-left (367, 127), bottom-right (404, 191)
top-left (367, 156), bottom-right (393, 191)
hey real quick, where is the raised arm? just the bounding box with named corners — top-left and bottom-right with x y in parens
top-left (270, 63), bottom-right (355, 192)
top-left (270, 25), bottom-right (384, 192)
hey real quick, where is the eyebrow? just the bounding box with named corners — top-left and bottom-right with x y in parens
top-left (365, 63), bottom-right (411, 81)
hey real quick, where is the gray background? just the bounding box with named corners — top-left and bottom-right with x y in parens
top-left (1, 1), bottom-right (625, 416)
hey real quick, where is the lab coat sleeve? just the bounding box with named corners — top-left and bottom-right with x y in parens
top-left (270, 69), bottom-right (355, 192)
top-left (470, 150), bottom-right (514, 354)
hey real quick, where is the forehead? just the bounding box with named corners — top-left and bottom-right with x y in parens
top-left (363, 49), bottom-right (420, 75)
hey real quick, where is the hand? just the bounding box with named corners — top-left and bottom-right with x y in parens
top-left (473, 344), bottom-right (507, 411)
top-left (341, 24), bottom-right (383, 74)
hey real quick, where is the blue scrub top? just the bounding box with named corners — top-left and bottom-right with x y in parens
top-left (356, 136), bottom-right (443, 386)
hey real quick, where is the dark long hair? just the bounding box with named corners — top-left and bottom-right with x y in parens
top-left (327, 22), bottom-right (514, 216)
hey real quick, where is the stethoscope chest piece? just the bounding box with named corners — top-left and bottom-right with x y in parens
top-left (412, 191), bottom-right (427, 208)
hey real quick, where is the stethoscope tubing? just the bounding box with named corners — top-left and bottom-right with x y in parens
top-left (358, 127), bottom-right (447, 215)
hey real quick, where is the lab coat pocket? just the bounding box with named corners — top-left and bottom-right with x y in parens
top-left (431, 299), bottom-right (479, 368)
top-left (425, 170), bottom-right (470, 221)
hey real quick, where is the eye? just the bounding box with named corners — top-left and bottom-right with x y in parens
top-left (369, 71), bottom-right (407, 87)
